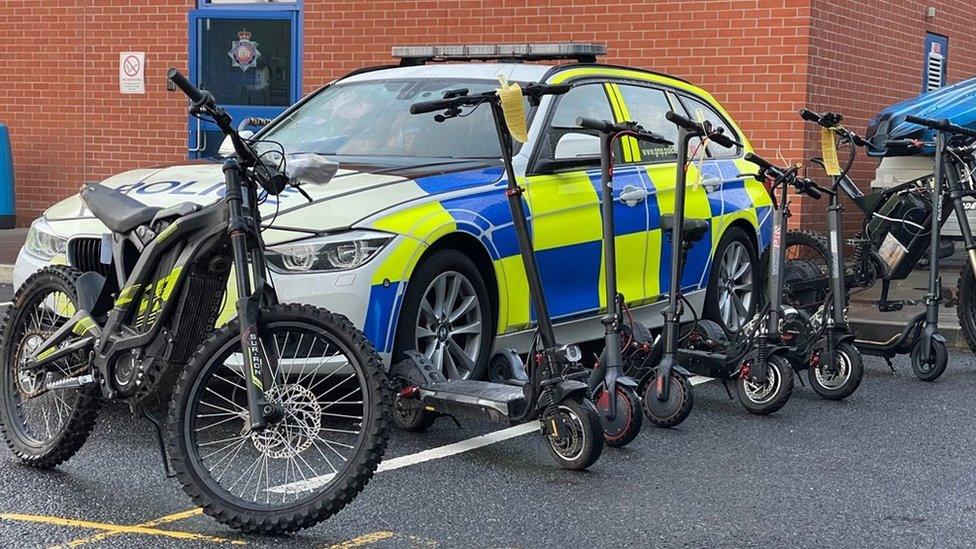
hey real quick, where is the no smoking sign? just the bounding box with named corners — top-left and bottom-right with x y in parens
top-left (119, 51), bottom-right (145, 94)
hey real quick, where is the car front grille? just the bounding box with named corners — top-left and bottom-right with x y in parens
top-left (68, 237), bottom-right (112, 276)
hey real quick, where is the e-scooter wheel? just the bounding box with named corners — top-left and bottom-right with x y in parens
top-left (808, 341), bottom-right (864, 401)
top-left (543, 399), bottom-right (604, 471)
top-left (910, 339), bottom-right (948, 382)
top-left (641, 372), bottom-right (694, 428)
top-left (392, 397), bottom-right (436, 432)
top-left (594, 385), bottom-right (643, 447)
top-left (736, 353), bottom-right (794, 415)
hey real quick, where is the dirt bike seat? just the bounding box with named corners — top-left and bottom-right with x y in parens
top-left (660, 214), bottom-right (709, 242)
top-left (80, 183), bottom-right (161, 234)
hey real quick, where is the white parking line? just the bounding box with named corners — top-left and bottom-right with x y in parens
top-left (267, 375), bottom-right (717, 494)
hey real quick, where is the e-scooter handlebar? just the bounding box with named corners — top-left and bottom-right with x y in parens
top-left (576, 117), bottom-right (674, 145)
top-left (745, 152), bottom-right (823, 200)
top-left (664, 111), bottom-right (736, 148)
top-left (743, 152), bottom-right (778, 174)
top-left (409, 83), bottom-right (571, 116)
top-left (576, 116), bottom-right (615, 133)
top-left (905, 115), bottom-right (976, 139)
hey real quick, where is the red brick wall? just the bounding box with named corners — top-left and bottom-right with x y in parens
top-left (0, 1), bottom-right (86, 219)
top-left (0, 0), bottom-right (192, 224)
top-left (0, 0), bottom-right (972, 229)
top-left (799, 0), bottom-right (976, 230)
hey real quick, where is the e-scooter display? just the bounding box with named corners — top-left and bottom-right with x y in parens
top-left (647, 110), bottom-right (795, 415)
top-left (391, 83), bottom-right (614, 470)
top-left (576, 116), bottom-right (696, 428)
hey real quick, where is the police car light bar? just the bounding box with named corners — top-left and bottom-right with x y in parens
top-left (391, 43), bottom-right (607, 66)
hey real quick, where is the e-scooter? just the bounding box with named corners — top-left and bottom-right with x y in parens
top-left (391, 83), bottom-right (627, 469)
top-left (744, 152), bottom-right (864, 400)
top-left (647, 111), bottom-right (795, 415)
top-left (795, 109), bottom-right (976, 380)
top-left (576, 116), bottom-right (697, 427)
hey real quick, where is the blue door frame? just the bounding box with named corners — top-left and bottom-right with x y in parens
top-left (187, 6), bottom-right (302, 158)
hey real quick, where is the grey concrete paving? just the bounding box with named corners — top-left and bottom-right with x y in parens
top-left (0, 280), bottom-right (974, 548)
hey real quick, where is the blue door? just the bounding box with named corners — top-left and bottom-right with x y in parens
top-left (188, 8), bottom-right (301, 158)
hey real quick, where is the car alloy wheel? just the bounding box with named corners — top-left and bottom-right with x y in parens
top-left (414, 270), bottom-right (483, 379)
top-left (718, 240), bottom-right (754, 331)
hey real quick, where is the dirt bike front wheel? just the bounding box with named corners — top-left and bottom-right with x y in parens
top-left (166, 304), bottom-right (390, 534)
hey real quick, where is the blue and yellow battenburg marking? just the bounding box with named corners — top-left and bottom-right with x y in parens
top-left (338, 67), bottom-right (773, 354)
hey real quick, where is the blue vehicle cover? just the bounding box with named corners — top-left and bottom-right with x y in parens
top-left (865, 76), bottom-right (976, 157)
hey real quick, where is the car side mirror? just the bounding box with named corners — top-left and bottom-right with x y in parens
top-left (554, 131), bottom-right (600, 159)
top-left (218, 130), bottom-right (255, 157)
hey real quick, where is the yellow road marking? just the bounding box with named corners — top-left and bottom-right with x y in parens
top-left (0, 511), bottom-right (244, 547)
top-left (326, 531), bottom-right (396, 548)
top-left (50, 508), bottom-right (207, 548)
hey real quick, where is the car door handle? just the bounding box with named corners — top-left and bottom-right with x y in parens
top-left (699, 177), bottom-right (729, 192)
top-left (619, 185), bottom-right (648, 207)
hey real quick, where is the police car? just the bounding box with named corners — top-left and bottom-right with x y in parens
top-left (15, 44), bottom-right (773, 378)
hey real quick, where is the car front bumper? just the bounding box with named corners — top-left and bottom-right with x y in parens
top-left (13, 234), bottom-right (406, 366)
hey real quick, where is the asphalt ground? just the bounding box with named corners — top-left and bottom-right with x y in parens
top-left (1, 282), bottom-right (976, 548)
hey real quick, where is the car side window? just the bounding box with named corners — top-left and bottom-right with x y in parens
top-left (677, 94), bottom-right (741, 159)
top-left (542, 83), bottom-right (619, 161)
top-left (550, 83), bottom-right (614, 127)
top-left (616, 84), bottom-right (679, 163)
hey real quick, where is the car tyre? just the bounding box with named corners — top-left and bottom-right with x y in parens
top-left (394, 249), bottom-right (494, 381)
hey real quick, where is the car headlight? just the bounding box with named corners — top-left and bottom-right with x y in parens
top-left (266, 230), bottom-right (393, 273)
top-left (25, 218), bottom-right (67, 261)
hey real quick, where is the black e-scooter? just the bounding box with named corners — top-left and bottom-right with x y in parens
top-left (576, 116), bottom-right (697, 427)
top-left (744, 152), bottom-right (864, 400)
top-left (795, 109), bottom-right (976, 380)
top-left (647, 111), bottom-right (795, 415)
top-left (391, 83), bottom-right (639, 469)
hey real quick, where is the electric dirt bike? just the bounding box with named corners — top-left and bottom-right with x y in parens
top-left (646, 110), bottom-right (795, 415)
top-left (793, 109), bottom-right (976, 380)
top-left (390, 83), bottom-right (610, 469)
top-left (576, 116), bottom-right (695, 428)
top-left (0, 69), bottom-right (390, 534)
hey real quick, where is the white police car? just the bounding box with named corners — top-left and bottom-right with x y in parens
top-left (16, 44), bottom-right (772, 378)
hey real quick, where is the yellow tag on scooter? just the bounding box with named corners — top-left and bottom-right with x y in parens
top-left (497, 75), bottom-right (528, 143)
top-left (821, 127), bottom-right (841, 176)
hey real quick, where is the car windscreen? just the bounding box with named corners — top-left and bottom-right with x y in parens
top-left (256, 78), bottom-right (530, 160)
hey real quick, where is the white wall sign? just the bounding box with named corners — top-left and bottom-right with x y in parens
top-left (119, 52), bottom-right (146, 94)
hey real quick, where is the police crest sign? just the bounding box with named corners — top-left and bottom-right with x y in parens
top-left (229, 29), bottom-right (261, 71)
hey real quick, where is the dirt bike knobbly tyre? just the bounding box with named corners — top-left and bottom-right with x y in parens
top-left (807, 340), bottom-right (863, 401)
top-left (0, 266), bottom-right (100, 468)
top-left (767, 229), bottom-right (832, 314)
top-left (543, 398), bottom-right (603, 470)
top-left (956, 267), bottom-right (976, 356)
top-left (166, 304), bottom-right (390, 534)
top-left (594, 384), bottom-right (643, 447)
top-left (910, 338), bottom-right (949, 382)
top-left (640, 371), bottom-right (694, 428)
top-left (736, 353), bottom-right (794, 415)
